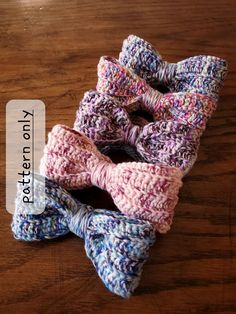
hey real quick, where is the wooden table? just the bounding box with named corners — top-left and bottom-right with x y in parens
top-left (0, 1), bottom-right (235, 313)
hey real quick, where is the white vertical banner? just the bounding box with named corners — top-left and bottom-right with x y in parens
top-left (6, 100), bottom-right (45, 214)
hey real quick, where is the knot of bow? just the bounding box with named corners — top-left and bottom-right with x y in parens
top-left (40, 125), bottom-right (183, 233)
top-left (12, 174), bottom-right (156, 298)
top-left (74, 90), bottom-right (200, 173)
top-left (119, 35), bottom-right (228, 101)
top-left (97, 56), bottom-right (217, 130)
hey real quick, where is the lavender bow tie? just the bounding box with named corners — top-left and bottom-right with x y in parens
top-left (119, 35), bottom-right (228, 101)
top-left (12, 173), bottom-right (156, 298)
top-left (74, 90), bottom-right (200, 174)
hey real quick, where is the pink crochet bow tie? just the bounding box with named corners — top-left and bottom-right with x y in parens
top-left (119, 35), bottom-right (228, 101)
top-left (40, 125), bottom-right (183, 233)
top-left (97, 56), bottom-right (216, 130)
top-left (74, 90), bottom-right (200, 173)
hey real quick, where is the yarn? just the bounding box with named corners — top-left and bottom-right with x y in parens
top-left (40, 124), bottom-right (183, 233)
top-left (119, 35), bottom-right (228, 101)
top-left (74, 90), bottom-right (200, 173)
top-left (97, 56), bottom-right (217, 128)
top-left (10, 35), bottom-right (229, 299)
top-left (12, 173), bottom-right (156, 298)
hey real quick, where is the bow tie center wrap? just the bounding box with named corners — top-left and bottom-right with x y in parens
top-left (97, 56), bottom-right (217, 131)
top-left (74, 90), bottom-right (200, 173)
top-left (12, 173), bottom-right (156, 298)
top-left (40, 125), bottom-right (183, 233)
top-left (119, 34), bottom-right (228, 101)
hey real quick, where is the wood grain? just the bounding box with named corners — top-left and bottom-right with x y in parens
top-left (0, 0), bottom-right (236, 313)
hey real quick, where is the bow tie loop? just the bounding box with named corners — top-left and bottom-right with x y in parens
top-left (74, 90), bottom-right (144, 147)
top-left (97, 56), bottom-right (148, 98)
top-left (120, 35), bottom-right (177, 85)
top-left (136, 121), bottom-right (200, 172)
top-left (40, 124), bottom-right (112, 190)
top-left (119, 34), bottom-right (162, 82)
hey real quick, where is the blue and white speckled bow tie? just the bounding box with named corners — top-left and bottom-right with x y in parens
top-left (11, 173), bottom-right (156, 298)
top-left (119, 35), bottom-right (228, 101)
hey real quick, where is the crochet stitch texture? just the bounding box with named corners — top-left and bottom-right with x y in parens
top-left (74, 90), bottom-right (200, 173)
top-left (40, 124), bottom-right (183, 233)
top-left (12, 174), bottom-right (156, 298)
top-left (10, 35), bottom-right (229, 298)
top-left (97, 56), bottom-right (217, 127)
top-left (119, 35), bottom-right (228, 101)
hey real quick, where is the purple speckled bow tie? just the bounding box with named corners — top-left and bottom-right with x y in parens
top-left (74, 90), bottom-right (200, 174)
top-left (119, 35), bottom-right (228, 101)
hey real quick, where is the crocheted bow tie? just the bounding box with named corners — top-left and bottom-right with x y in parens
top-left (74, 90), bottom-right (200, 173)
top-left (40, 125), bottom-right (183, 233)
top-left (12, 174), bottom-right (156, 298)
top-left (97, 56), bottom-right (217, 128)
top-left (119, 35), bottom-right (228, 101)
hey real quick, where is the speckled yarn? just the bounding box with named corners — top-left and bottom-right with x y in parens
top-left (40, 125), bottom-right (183, 233)
top-left (119, 35), bottom-right (228, 101)
top-left (12, 173), bottom-right (156, 298)
top-left (97, 56), bottom-right (217, 129)
top-left (74, 90), bottom-right (200, 173)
